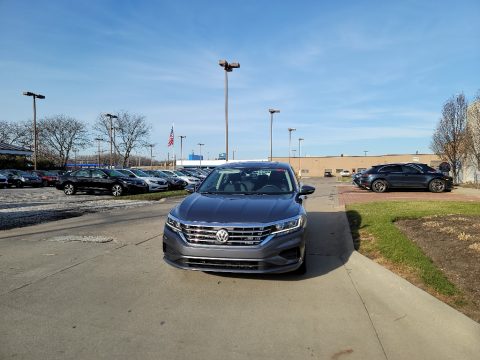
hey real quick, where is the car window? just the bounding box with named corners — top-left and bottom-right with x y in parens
top-left (103, 169), bottom-right (126, 177)
top-left (72, 170), bottom-right (90, 177)
top-left (378, 165), bottom-right (402, 173)
top-left (91, 170), bottom-right (106, 178)
top-left (402, 165), bottom-right (422, 174)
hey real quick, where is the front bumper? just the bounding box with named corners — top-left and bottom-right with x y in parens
top-left (147, 183), bottom-right (169, 192)
top-left (163, 226), bottom-right (306, 274)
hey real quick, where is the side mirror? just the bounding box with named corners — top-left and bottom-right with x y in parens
top-left (185, 184), bottom-right (197, 193)
top-left (298, 185), bottom-right (315, 196)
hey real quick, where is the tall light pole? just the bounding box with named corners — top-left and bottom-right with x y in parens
top-left (298, 138), bottom-right (304, 177)
top-left (179, 135), bottom-right (186, 166)
top-left (104, 113), bottom-right (118, 168)
top-left (198, 143), bottom-right (204, 167)
top-left (364, 150), bottom-right (368, 157)
top-left (94, 137), bottom-right (103, 167)
top-left (232, 149), bottom-right (236, 160)
top-left (22, 91), bottom-right (45, 170)
top-left (148, 144), bottom-right (154, 169)
top-left (219, 59), bottom-right (240, 162)
top-left (288, 127), bottom-right (296, 164)
top-left (269, 109), bottom-right (280, 161)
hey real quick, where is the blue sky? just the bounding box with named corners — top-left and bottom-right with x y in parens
top-left (1, 0), bottom-right (479, 160)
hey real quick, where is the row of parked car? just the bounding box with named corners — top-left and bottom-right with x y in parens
top-left (351, 162), bottom-right (453, 193)
top-left (0, 167), bottom-right (212, 196)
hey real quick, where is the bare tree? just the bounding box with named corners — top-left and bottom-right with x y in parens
top-left (0, 120), bottom-right (32, 148)
top-left (94, 111), bottom-right (151, 167)
top-left (38, 115), bottom-right (90, 167)
top-left (465, 92), bottom-right (480, 175)
top-left (431, 93), bottom-right (468, 183)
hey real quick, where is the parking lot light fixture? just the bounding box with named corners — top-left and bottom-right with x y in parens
top-left (268, 109), bottom-right (280, 161)
top-left (94, 137), bottom-right (103, 167)
top-left (198, 143), bottom-right (204, 167)
top-left (22, 91), bottom-right (45, 170)
top-left (104, 113), bottom-right (118, 168)
top-left (288, 128), bottom-right (296, 165)
top-left (219, 59), bottom-right (240, 162)
top-left (179, 136), bottom-right (186, 166)
top-left (298, 138), bottom-right (304, 177)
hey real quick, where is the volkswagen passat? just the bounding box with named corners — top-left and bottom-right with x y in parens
top-left (163, 162), bottom-right (315, 274)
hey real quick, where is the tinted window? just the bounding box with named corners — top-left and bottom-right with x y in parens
top-left (72, 170), bottom-right (90, 177)
top-left (91, 170), bottom-right (106, 178)
top-left (103, 169), bottom-right (125, 177)
top-left (402, 165), bottom-right (421, 174)
top-left (378, 165), bottom-right (402, 173)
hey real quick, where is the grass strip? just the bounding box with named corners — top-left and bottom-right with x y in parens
top-left (116, 190), bottom-right (188, 201)
top-left (346, 201), bottom-right (480, 296)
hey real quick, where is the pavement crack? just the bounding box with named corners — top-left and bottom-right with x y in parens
top-left (343, 262), bottom-right (389, 360)
top-left (135, 233), bottom-right (162, 245)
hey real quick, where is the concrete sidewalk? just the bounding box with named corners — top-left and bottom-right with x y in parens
top-left (0, 179), bottom-right (479, 359)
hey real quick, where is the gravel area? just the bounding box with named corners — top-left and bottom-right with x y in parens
top-left (0, 187), bottom-right (152, 230)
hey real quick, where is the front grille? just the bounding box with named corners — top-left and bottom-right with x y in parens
top-left (179, 257), bottom-right (267, 270)
top-left (180, 224), bottom-right (275, 246)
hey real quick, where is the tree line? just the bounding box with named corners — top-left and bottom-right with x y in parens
top-left (0, 111), bottom-right (151, 168)
top-left (431, 91), bottom-right (480, 182)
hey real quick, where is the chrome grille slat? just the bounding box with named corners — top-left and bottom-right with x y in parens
top-left (180, 223), bottom-right (274, 246)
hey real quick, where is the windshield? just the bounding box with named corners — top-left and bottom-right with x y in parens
top-left (130, 169), bottom-right (149, 177)
top-left (103, 169), bottom-right (126, 177)
top-left (173, 171), bottom-right (187, 176)
top-left (197, 167), bottom-right (295, 194)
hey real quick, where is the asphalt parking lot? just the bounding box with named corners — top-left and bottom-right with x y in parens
top-left (1, 178), bottom-right (479, 359)
top-left (0, 187), bottom-right (151, 230)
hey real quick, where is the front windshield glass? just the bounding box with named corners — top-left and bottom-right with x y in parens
top-left (197, 167), bottom-right (295, 194)
top-left (174, 171), bottom-right (186, 176)
top-left (130, 169), bottom-right (149, 177)
top-left (104, 169), bottom-right (126, 177)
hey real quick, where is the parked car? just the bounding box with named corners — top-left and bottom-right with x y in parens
top-left (161, 170), bottom-right (201, 185)
top-left (163, 162), bottom-right (316, 274)
top-left (143, 170), bottom-right (187, 190)
top-left (2, 169), bottom-right (42, 187)
top-left (0, 172), bottom-right (8, 188)
top-left (178, 168), bottom-right (206, 180)
top-left (56, 168), bottom-right (148, 196)
top-left (339, 170), bottom-right (351, 177)
top-left (359, 163), bottom-right (453, 193)
top-left (324, 171), bottom-right (334, 177)
top-left (117, 169), bottom-right (168, 192)
top-left (30, 170), bottom-right (59, 187)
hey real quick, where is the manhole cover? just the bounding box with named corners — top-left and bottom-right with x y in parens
top-left (48, 235), bottom-right (114, 243)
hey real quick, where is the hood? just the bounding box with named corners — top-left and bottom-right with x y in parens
top-left (172, 192), bottom-right (301, 224)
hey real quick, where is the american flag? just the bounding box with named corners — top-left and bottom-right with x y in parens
top-left (167, 126), bottom-right (174, 147)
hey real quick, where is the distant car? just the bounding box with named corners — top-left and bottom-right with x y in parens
top-left (0, 172), bottom-right (8, 188)
top-left (359, 163), bottom-right (453, 193)
top-left (2, 169), bottom-right (42, 187)
top-left (162, 170), bottom-right (201, 185)
top-left (339, 170), bottom-right (351, 177)
top-left (30, 170), bottom-right (58, 187)
top-left (56, 168), bottom-right (148, 196)
top-left (143, 170), bottom-right (187, 190)
top-left (324, 171), bottom-right (334, 177)
top-left (117, 169), bottom-right (168, 192)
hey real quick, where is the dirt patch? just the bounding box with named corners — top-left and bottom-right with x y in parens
top-left (396, 215), bottom-right (480, 322)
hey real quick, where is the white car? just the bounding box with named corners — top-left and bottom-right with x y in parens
top-left (340, 170), bottom-right (351, 177)
top-left (118, 169), bottom-right (168, 192)
top-left (162, 170), bottom-right (201, 185)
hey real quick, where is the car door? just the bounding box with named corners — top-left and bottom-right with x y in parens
top-left (91, 169), bottom-right (111, 190)
top-left (401, 164), bottom-right (427, 188)
top-left (71, 169), bottom-right (90, 189)
top-left (378, 165), bottom-right (403, 187)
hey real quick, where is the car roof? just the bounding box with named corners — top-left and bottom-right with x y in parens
top-left (217, 161), bottom-right (291, 170)
top-left (372, 162), bottom-right (428, 167)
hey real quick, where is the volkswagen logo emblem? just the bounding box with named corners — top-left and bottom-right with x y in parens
top-left (216, 229), bottom-right (229, 243)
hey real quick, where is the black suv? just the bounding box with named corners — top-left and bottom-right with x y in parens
top-left (359, 163), bottom-right (453, 193)
top-left (56, 168), bottom-right (148, 196)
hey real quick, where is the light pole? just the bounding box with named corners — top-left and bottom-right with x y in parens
top-left (104, 113), bottom-right (118, 168)
top-left (288, 128), bottom-right (296, 164)
top-left (219, 59), bottom-right (240, 162)
top-left (198, 143), bottom-right (204, 167)
top-left (232, 149), bottom-right (236, 160)
top-left (94, 138), bottom-right (103, 167)
top-left (179, 135), bottom-right (186, 166)
top-left (148, 144), bottom-right (154, 169)
top-left (269, 109), bottom-right (280, 161)
top-left (22, 91), bottom-right (45, 170)
top-left (298, 138), bottom-right (304, 177)
top-left (364, 150), bottom-right (368, 157)
top-left (73, 149), bottom-right (78, 170)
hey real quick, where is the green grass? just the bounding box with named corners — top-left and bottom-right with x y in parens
top-left (116, 190), bottom-right (188, 201)
top-left (346, 201), bottom-right (480, 296)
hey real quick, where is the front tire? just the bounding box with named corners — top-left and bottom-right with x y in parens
top-left (63, 183), bottom-right (76, 195)
top-left (371, 179), bottom-right (388, 193)
top-left (16, 180), bottom-right (23, 188)
top-left (111, 184), bottom-right (124, 197)
top-left (429, 179), bottom-right (446, 193)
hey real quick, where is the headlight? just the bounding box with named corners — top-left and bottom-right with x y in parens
top-left (272, 216), bottom-right (304, 235)
top-left (166, 214), bottom-right (182, 232)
